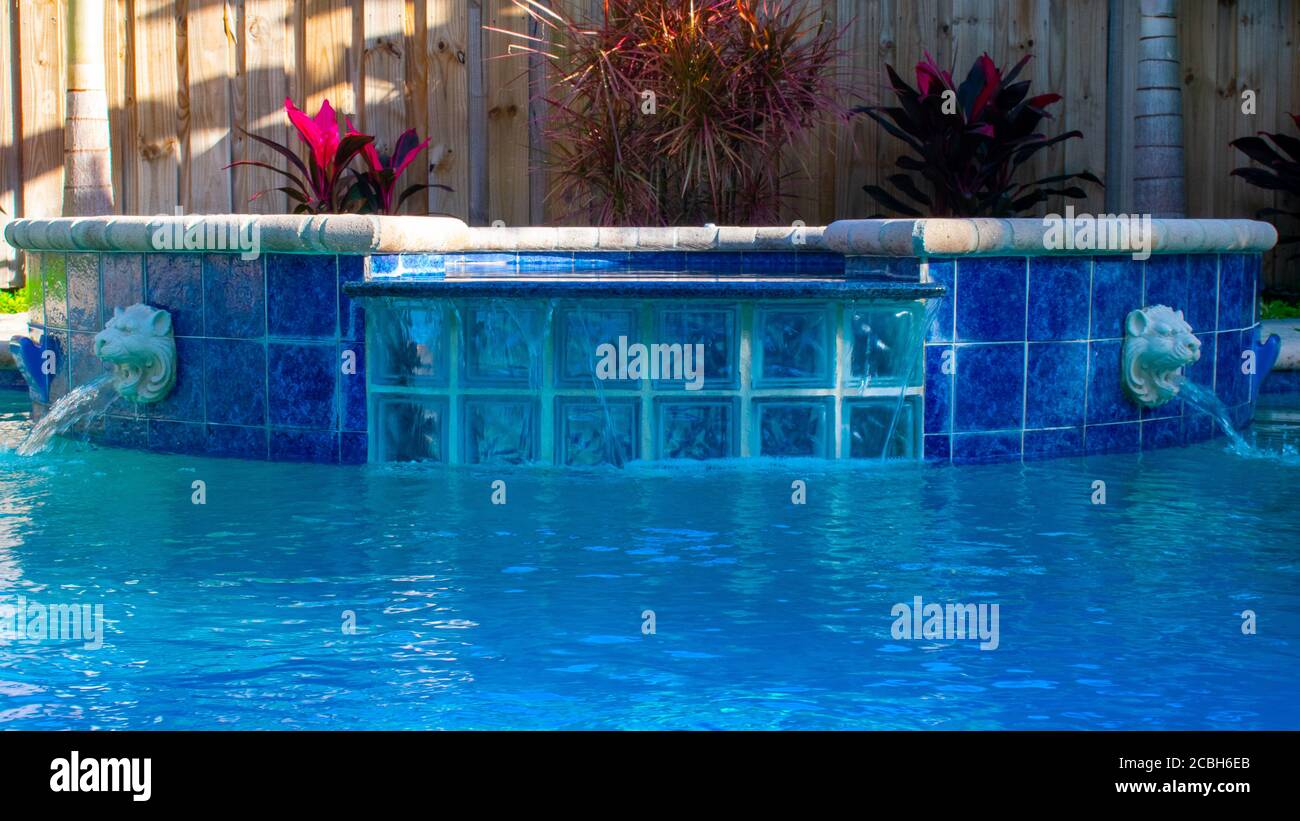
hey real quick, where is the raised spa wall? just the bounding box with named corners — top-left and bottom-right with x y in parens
top-left (2, 215), bottom-right (1276, 465)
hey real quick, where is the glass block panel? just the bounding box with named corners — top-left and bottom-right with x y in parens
top-left (756, 400), bottom-right (831, 458)
top-left (756, 307), bottom-right (832, 387)
top-left (371, 300), bottom-right (448, 386)
top-left (463, 398), bottom-right (538, 464)
top-left (845, 397), bottom-right (920, 459)
top-left (657, 399), bottom-right (735, 460)
top-left (462, 302), bottom-right (543, 387)
top-left (848, 304), bottom-right (923, 388)
top-left (376, 397), bottom-right (447, 462)
top-left (556, 305), bottom-right (638, 389)
top-left (655, 305), bottom-right (736, 389)
top-left (557, 398), bottom-right (639, 466)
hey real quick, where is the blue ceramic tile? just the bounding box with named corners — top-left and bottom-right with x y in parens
top-left (1086, 340), bottom-right (1138, 424)
top-left (369, 254), bottom-right (403, 276)
top-left (148, 419), bottom-right (205, 454)
top-left (1186, 332), bottom-right (1216, 390)
top-left (517, 252), bottom-right (576, 272)
top-left (338, 255), bottom-right (366, 342)
top-left (656, 306), bottom-right (737, 389)
top-left (924, 433), bottom-right (951, 462)
top-left (376, 397), bottom-right (447, 462)
top-left (461, 303), bottom-right (540, 387)
top-left (1143, 255), bottom-right (1188, 313)
top-left (1215, 329), bottom-right (1249, 406)
top-left (26, 253), bottom-right (45, 326)
top-left (1026, 342), bottom-right (1087, 428)
top-left (203, 339), bottom-right (266, 426)
top-left (341, 432), bottom-right (369, 464)
top-left (574, 252), bottom-right (630, 270)
top-left (953, 344), bottom-right (1025, 432)
top-left (555, 306), bottom-right (638, 389)
top-left (952, 431), bottom-right (1021, 463)
top-left (756, 307), bottom-right (831, 387)
top-left (102, 254), bottom-right (144, 315)
top-left (846, 398), bottom-right (917, 458)
top-left (630, 252), bottom-right (685, 272)
top-left (203, 254), bottom-right (265, 339)
top-left (67, 253), bottom-right (101, 331)
top-left (656, 399), bottom-right (735, 460)
top-left (1141, 418), bottom-right (1183, 450)
top-left (1184, 255), bottom-right (1218, 331)
top-left (956, 257), bottom-right (1026, 342)
top-left (266, 254), bottom-right (337, 339)
top-left (206, 424), bottom-right (268, 460)
top-left (1023, 427), bottom-right (1083, 459)
top-left (148, 337), bottom-right (204, 422)
top-left (1185, 412), bottom-right (1216, 443)
top-left (756, 400), bottom-right (831, 458)
top-left (1085, 422), bottom-right (1139, 454)
top-left (43, 254), bottom-right (68, 329)
top-left (849, 304), bottom-right (921, 387)
top-left (683, 252), bottom-right (742, 272)
top-left (923, 260), bottom-right (955, 342)
top-left (267, 343), bottom-right (337, 429)
top-left (145, 254), bottom-right (203, 336)
top-left (70, 332), bottom-right (109, 388)
top-left (1090, 257), bottom-right (1142, 339)
top-left (99, 414), bottom-right (148, 449)
top-left (1217, 254), bottom-right (1251, 331)
top-left (1027, 257), bottom-right (1089, 341)
top-left (1261, 369), bottom-right (1300, 394)
top-left (463, 397), bottom-right (538, 464)
top-left (923, 345), bottom-right (952, 434)
top-left (1244, 255), bottom-right (1261, 326)
top-left (371, 301), bottom-right (448, 387)
top-left (557, 398), bottom-right (639, 465)
top-left (340, 343), bottom-right (366, 431)
top-left (270, 429), bottom-right (338, 463)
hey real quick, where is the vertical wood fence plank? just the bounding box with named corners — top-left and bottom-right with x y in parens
top-left (427, 0), bottom-right (468, 219)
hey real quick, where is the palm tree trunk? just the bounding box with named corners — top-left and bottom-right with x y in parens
top-left (1133, 0), bottom-right (1186, 218)
top-left (62, 0), bottom-right (114, 216)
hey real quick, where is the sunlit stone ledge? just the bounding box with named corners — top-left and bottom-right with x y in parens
top-left (4, 215), bottom-right (1276, 256)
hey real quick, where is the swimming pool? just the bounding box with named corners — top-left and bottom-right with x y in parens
top-left (2, 388), bottom-right (1296, 730)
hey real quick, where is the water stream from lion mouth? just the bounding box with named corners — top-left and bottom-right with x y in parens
top-left (15, 374), bottom-right (117, 456)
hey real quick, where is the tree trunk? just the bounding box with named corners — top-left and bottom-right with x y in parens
top-left (1133, 0), bottom-right (1186, 218)
top-left (62, 0), bottom-right (114, 216)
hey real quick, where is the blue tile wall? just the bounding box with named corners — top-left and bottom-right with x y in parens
top-left (29, 247), bottom-right (1261, 466)
top-left (39, 251), bottom-right (364, 463)
top-left (924, 252), bottom-right (1261, 463)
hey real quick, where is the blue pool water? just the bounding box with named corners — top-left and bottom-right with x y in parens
top-left (1, 390), bottom-right (1298, 730)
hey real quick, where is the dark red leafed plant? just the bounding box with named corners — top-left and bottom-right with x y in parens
top-left (1231, 114), bottom-right (1300, 244)
top-left (229, 98), bottom-right (448, 215)
top-left (858, 52), bottom-right (1100, 217)
top-left (343, 119), bottom-right (450, 215)
top-left (496, 0), bottom-right (848, 226)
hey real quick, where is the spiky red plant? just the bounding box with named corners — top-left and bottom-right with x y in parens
top-left (497, 0), bottom-right (848, 225)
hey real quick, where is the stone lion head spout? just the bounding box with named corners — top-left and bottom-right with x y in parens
top-left (1122, 305), bottom-right (1201, 408)
top-left (93, 304), bottom-right (177, 404)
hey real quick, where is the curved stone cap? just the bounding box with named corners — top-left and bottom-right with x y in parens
top-left (3, 214), bottom-right (474, 254)
top-left (5, 215), bottom-right (1277, 257)
top-left (823, 218), bottom-right (1278, 257)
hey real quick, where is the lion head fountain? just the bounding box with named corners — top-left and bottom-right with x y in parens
top-left (1121, 305), bottom-right (1201, 408)
top-left (93, 304), bottom-right (178, 404)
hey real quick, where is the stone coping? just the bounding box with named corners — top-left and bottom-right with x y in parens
top-left (3, 215), bottom-right (1277, 256)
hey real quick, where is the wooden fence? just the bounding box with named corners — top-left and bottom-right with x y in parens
top-left (0, 0), bottom-right (1297, 288)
